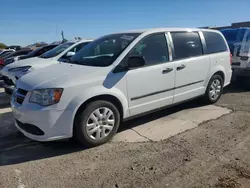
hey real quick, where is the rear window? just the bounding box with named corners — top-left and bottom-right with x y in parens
top-left (221, 29), bottom-right (238, 42)
top-left (203, 31), bottom-right (228, 54)
top-left (171, 32), bottom-right (203, 60)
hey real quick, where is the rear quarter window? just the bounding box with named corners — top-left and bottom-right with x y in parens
top-left (203, 31), bottom-right (228, 54)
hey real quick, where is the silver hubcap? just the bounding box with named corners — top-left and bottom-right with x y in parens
top-left (86, 107), bottom-right (115, 140)
top-left (209, 79), bottom-right (221, 100)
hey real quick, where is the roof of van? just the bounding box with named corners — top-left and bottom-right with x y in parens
top-left (113, 27), bottom-right (221, 34)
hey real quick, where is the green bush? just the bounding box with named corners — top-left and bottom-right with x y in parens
top-left (0, 43), bottom-right (7, 49)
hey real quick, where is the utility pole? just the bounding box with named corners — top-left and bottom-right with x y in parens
top-left (61, 30), bottom-right (66, 43)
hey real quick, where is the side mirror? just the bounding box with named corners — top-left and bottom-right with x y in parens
top-left (66, 51), bottom-right (75, 57)
top-left (127, 56), bottom-right (145, 69)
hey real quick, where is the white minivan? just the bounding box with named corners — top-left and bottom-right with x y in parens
top-left (11, 28), bottom-right (232, 147)
top-left (1, 39), bottom-right (92, 94)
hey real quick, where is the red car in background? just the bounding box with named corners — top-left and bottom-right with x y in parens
top-left (0, 58), bottom-right (4, 68)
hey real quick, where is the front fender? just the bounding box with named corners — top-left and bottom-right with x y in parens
top-left (64, 85), bottom-right (129, 129)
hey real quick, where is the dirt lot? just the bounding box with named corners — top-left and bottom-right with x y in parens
top-left (0, 82), bottom-right (250, 188)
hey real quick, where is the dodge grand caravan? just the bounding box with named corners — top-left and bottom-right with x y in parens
top-left (11, 28), bottom-right (232, 147)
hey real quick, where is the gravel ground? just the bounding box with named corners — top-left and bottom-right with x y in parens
top-left (0, 83), bottom-right (250, 188)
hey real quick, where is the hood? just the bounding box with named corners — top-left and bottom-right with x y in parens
top-left (4, 57), bottom-right (52, 69)
top-left (17, 63), bottom-right (110, 91)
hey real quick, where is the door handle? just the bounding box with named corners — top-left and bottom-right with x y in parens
top-left (162, 68), bottom-right (173, 74)
top-left (176, 64), bottom-right (186, 71)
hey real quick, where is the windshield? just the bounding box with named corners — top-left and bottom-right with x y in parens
top-left (26, 47), bottom-right (42, 57)
top-left (0, 52), bottom-right (13, 58)
top-left (70, 33), bottom-right (140, 67)
top-left (2, 52), bottom-right (14, 59)
top-left (40, 42), bottom-right (74, 59)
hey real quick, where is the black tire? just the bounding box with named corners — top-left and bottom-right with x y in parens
top-left (204, 74), bottom-right (223, 104)
top-left (74, 100), bottom-right (121, 147)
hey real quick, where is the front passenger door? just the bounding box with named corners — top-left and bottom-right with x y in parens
top-left (126, 33), bottom-right (175, 116)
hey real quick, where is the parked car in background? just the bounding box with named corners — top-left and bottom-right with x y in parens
top-left (18, 44), bottom-right (58, 61)
top-left (221, 28), bottom-right (250, 86)
top-left (6, 45), bottom-right (21, 51)
top-left (0, 51), bottom-right (13, 59)
top-left (2, 49), bottom-right (32, 65)
top-left (11, 28), bottom-right (232, 147)
top-left (1, 40), bottom-right (92, 94)
top-left (0, 50), bottom-right (16, 78)
top-left (0, 49), bottom-right (15, 57)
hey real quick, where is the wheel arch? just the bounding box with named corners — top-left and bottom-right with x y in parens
top-left (208, 65), bottom-right (226, 87)
top-left (72, 94), bottom-right (125, 134)
top-left (213, 71), bottom-right (225, 84)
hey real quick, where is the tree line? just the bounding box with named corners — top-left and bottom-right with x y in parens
top-left (0, 42), bottom-right (7, 49)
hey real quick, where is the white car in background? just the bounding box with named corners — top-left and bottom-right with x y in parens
top-left (1, 39), bottom-right (92, 94)
top-left (0, 49), bottom-right (15, 57)
top-left (11, 28), bottom-right (232, 147)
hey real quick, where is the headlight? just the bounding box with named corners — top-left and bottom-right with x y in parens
top-left (8, 66), bottom-right (31, 72)
top-left (29, 88), bottom-right (63, 106)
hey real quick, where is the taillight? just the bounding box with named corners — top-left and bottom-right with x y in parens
top-left (230, 53), bottom-right (232, 65)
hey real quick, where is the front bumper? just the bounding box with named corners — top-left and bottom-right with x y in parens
top-left (11, 94), bottom-right (74, 142)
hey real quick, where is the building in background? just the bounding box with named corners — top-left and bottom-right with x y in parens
top-left (201, 21), bottom-right (250, 30)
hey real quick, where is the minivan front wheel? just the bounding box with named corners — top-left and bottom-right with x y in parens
top-left (74, 100), bottom-right (120, 147)
top-left (205, 74), bottom-right (223, 103)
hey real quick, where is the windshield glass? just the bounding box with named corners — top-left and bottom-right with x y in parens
top-left (70, 33), bottom-right (140, 67)
top-left (40, 42), bottom-right (74, 59)
top-left (26, 47), bottom-right (42, 57)
top-left (2, 52), bottom-right (14, 59)
top-left (221, 29), bottom-right (238, 42)
top-left (221, 29), bottom-right (248, 42)
top-left (0, 52), bottom-right (13, 58)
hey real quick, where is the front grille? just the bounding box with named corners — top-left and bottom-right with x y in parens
top-left (2, 76), bottom-right (14, 86)
top-left (14, 88), bottom-right (28, 105)
top-left (16, 119), bottom-right (44, 135)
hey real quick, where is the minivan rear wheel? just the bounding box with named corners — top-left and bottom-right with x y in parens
top-left (204, 74), bottom-right (223, 103)
top-left (74, 100), bottom-right (120, 147)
